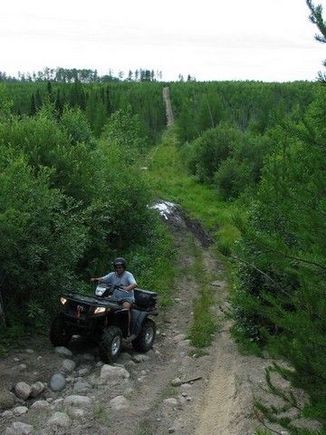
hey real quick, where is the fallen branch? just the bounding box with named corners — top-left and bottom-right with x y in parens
top-left (182, 376), bottom-right (203, 384)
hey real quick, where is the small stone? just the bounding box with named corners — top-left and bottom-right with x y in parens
top-left (25, 349), bottom-right (34, 354)
top-left (163, 398), bottom-right (178, 407)
top-left (100, 365), bottom-right (130, 382)
top-left (171, 377), bottom-right (182, 387)
top-left (77, 368), bottom-right (90, 376)
top-left (13, 357), bottom-right (20, 362)
top-left (13, 406), bottom-right (28, 416)
top-left (30, 381), bottom-right (45, 398)
top-left (0, 391), bottom-right (16, 410)
top-left (15, 382), bottom-right (31, 400)
top-left (2, 410), bottom-right (13, 418)
top-left (49, 373), bottom-right (66, 392)
top-left (4, 422), bottom-right (33, 435)
top-left (31, 400), bottom-right (49, 409)
top-left (62, 359), bottom-right (76, 373)
top-left (54, 346), bottom-right (73, 357)
top-left (168, 428), bottom-right (175, 434)
top-left (73, 380), bottom-right (91, 393)
top-left (47, 411), bottom-right (71, 428)
top-left (67, 407), bottom-right (85, 418)
top-left (109, 395), bottom-right (129, 410)
top-left (64, 395), bottom-right (92, 409)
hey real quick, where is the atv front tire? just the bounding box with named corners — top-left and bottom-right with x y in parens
top-left (99, 326), bottom-right (122, 363)
top-left (50, 315), bottom-right (72, 347)
top-left (132, 319), bottom-right (156, 352)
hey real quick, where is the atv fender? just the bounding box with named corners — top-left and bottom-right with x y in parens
top-left (131, 309), bottom-right (151, 336)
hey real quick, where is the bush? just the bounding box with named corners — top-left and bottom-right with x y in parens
top-left (186, 124), bottom-right (241, 183)
top-left (0, 147), bottom-right (87, 325)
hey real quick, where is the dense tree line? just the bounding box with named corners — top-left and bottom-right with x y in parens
top-left (0, 67), bottom-right (164, 84)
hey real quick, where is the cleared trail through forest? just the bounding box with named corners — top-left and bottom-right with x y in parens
top-left (0, 202), bottom-right (285, 435)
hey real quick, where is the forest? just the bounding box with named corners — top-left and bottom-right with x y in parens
top-left (0, 69), bottom-right (325, 432)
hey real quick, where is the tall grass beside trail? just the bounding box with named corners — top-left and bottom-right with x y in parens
top-left (146, 127), bottom-right (242, 256)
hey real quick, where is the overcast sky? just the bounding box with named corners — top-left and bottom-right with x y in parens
top-left (1, 0), bottom-right (325, 81)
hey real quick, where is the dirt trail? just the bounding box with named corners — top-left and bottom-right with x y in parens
top-left (0, 202), bottom-right (278, 435)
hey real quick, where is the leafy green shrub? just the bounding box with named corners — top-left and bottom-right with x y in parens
top-left (214, 132), bottom-right (274, 200)
top-left (186, 124), bottom-right (242, 183)
top-left (60, 106), bottom-right (93, 145)
top-left (101, 107), bottom-right (150, 156)
top-left (0, 147), bottom-right (87, 325)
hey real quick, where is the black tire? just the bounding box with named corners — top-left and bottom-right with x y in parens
top-left (49, 315), bottom-right (72, 347)
top-left (132, 319), bottom-right (156, 353)
top-left (99, 326), bottom-right (122, 363)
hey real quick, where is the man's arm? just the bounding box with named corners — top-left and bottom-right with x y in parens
top-left (124, 272), bottom-right (137, 292)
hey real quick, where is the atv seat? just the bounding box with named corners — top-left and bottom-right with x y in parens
top-left (133, 288), bottom-right (157, 310)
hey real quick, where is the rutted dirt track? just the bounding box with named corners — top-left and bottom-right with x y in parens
top-left (0, 205), bottom-right (278, 435)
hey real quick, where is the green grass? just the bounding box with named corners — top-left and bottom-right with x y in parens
top-left (144, 127), bottom-right (239, 348)
top-left (146, 128), bottom-right (241, 254)
top-left (186, 238), bottom-right (219, 347)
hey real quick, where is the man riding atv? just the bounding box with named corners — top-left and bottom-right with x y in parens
top-left (50, 257), bottom-right (157, 362)
top-left (91, 257), bottom-right (136, 338)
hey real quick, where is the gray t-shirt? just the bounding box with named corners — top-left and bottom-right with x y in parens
top-left (101, 271), bottom-right (137, 288)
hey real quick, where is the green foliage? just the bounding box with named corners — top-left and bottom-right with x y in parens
top-left (0, 100), bottom-right (169, 333)
top-left (0, 84), bottom-right (13, 121)
top-left (0, 147), bottom-right (87, 324)
top-left (101, 107), bottom-right (150, 155)
top-left (215, 132), bottom-right (274, 199)
top-left (60, 106), bottom-right (93, 145)
top-left (231, 90), bottom-right (326, 427)
top-left (186, 123), bottom-right (241, 183)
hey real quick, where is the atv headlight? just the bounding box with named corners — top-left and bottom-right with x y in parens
top-left (60, 297), bottom-right (68, 305)
top-left (94, 306), bottom-right (106, 314)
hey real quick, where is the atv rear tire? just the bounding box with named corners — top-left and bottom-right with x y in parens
top-left (99, 326), bottom-right (122, 363)
top-left (132, 319), bottom-right (156, 352)
top-left (50, 315), bottom-right (72, 347)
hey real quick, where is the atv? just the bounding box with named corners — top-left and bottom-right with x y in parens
top-left (49, 283), bottom-right (158, 363)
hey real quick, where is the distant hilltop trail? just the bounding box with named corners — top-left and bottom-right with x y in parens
top-left (162, 87), bottom-right (174, 126)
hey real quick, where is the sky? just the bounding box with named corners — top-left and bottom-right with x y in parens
top-left (1, 0), bottom-right (325, 82)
